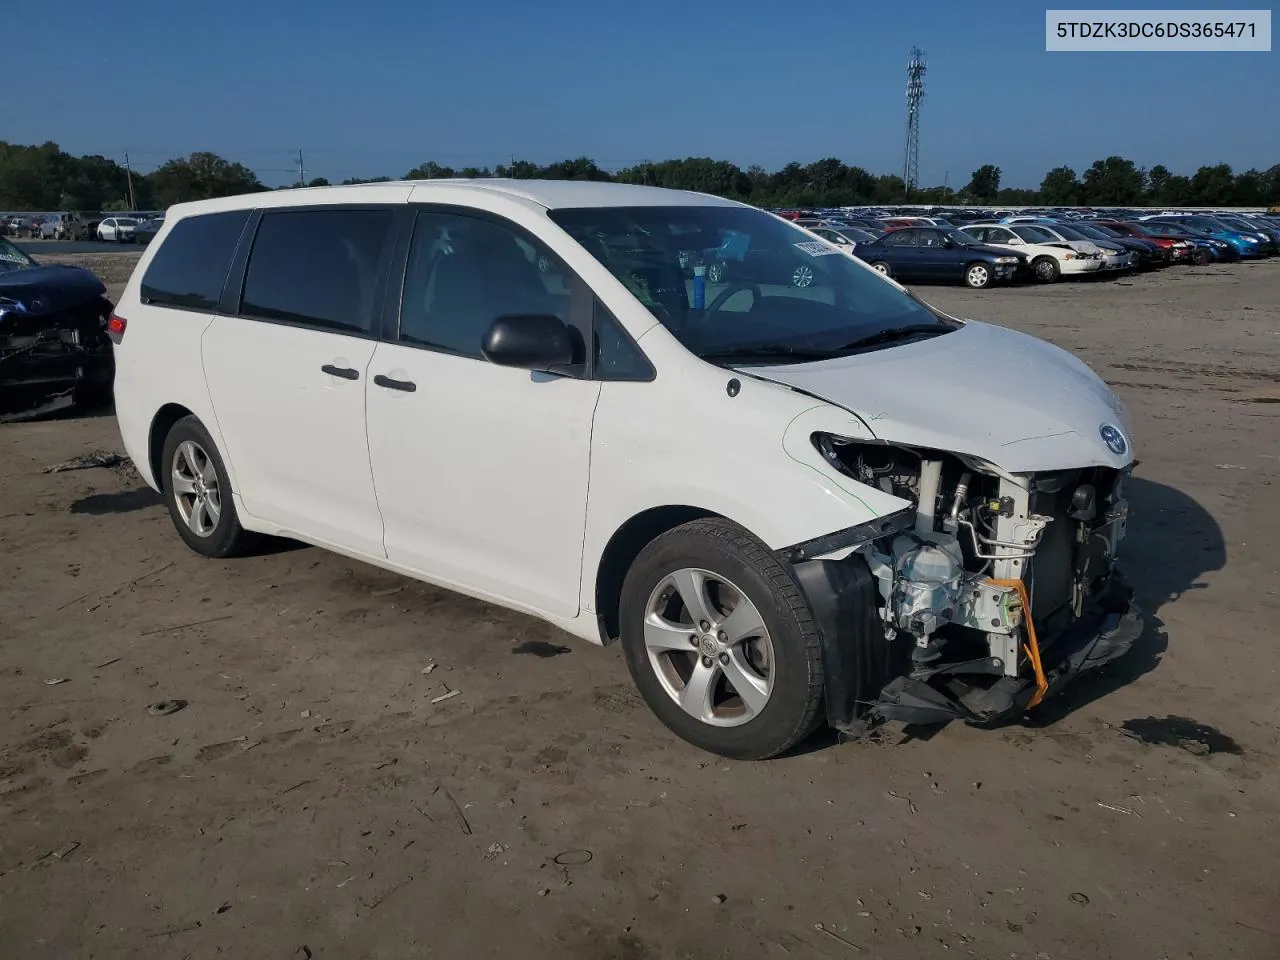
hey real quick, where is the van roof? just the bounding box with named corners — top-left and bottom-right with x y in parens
top-left (166, 179), bottom-right (744, 220)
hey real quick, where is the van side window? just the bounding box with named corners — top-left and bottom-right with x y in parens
top-left (594, 300), bottom-right (655, 381)
top-left (240, 209), bottom-right (394, 335)
top-left (398, 211), bottom-right (571, 358)
top-left (140, 210), bottom-right (249, 311)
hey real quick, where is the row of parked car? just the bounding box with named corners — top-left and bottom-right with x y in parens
top-left (3, 211), bottom-right (165, 243)
top-left (772, 207), bottom-right (1280, 289)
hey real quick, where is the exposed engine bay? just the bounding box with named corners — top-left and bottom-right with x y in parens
top-left (794, 434), bottom-right (1141, 731)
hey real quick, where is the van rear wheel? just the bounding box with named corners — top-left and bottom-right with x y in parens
top-left (160, 415), bottom-right (253, 558)
top-left (618, 518), bottom-right (824, 760)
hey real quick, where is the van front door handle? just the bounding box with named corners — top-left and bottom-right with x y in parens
top-left (321, 364), bottom-right (360, 380)
top-left (374, 374), bottom-right (416, 393)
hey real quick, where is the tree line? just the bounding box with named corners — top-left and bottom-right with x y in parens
top-left (1, 140), bottom-right (1276, 212)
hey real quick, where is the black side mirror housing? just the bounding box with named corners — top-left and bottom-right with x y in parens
top-left (482, 314), bottom-right (575, 373)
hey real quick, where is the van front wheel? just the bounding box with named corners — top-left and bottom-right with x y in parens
top-left (618, 518), bottom-right (825, 760)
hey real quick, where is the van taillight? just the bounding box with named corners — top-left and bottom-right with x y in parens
top-left (107, 312), bottom-right (127, 344)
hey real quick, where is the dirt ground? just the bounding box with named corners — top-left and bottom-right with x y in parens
top-left (2, 255), bottom-right (1278, 960)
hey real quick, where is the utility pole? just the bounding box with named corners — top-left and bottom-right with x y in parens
top-left (123, 152), bottom-right (137, 211)
top-left (297, 148), bottom-right (306, 187)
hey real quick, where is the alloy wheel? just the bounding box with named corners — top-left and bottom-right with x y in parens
top-left (643, 568), bottom-right (774, 727)
top-left (170, 440), bottom-right (221, 537)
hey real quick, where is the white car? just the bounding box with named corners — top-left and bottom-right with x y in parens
top-left (109, 180), bottom-right (1141, 759)
top-left (959, 224), bottom-right (1103, 282)
top-left (97, 216), bottom-right (138, 242)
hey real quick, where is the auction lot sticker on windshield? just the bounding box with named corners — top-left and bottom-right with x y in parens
top-left (794, 241), bottom-right (842, 257)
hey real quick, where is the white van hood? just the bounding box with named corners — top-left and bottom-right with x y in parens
top-left (747, 320), bottom-right (1132, 474)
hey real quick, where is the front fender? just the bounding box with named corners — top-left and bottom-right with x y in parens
top-left (579, 369), bottom-right (911, 616)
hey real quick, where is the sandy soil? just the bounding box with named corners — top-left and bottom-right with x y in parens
top-left (2, 255), bottom-right (1278, 960)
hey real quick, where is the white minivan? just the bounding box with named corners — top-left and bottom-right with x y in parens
top-left (110, 180), bottom-right (1141, 759)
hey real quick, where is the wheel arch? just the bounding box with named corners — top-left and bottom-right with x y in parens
top-left (593, 505), bottom-right (721, 643)
top-left (148, 403), bottom-right (196, 491)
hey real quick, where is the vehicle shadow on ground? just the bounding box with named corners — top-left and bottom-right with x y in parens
top-left (70, 488), bottom-right (162, 515)
top-left (1023, 475), bottom-right (1224, 727)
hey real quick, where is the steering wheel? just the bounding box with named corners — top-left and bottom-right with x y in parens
top-left (705, 281), bottom-right (761, 316)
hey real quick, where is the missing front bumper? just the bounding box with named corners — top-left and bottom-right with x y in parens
top-left (870, 575), bottom-right (1143, 728)
top-left (794, 554), bottom-right (1143, 733)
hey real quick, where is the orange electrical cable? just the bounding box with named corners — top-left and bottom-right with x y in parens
top-left (986, 578), bottom-right (1049, 709)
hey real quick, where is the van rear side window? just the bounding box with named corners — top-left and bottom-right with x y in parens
top-left (140, 211), bottom-right (250, 311)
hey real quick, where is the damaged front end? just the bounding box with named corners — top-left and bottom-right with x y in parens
top-left (790, 436), bottom-right (1142, 732)
top-left (0, 259), bottom-right (115, 422)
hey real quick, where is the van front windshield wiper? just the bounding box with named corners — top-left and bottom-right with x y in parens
top-left (698, 343), bottom-right (839, 364)
top-left (832, 324), bottom-right (952, 353)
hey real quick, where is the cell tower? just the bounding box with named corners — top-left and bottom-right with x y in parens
top-left (903, 47), bottom-right (926, 194)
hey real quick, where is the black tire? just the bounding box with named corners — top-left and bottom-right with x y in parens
top-left (618, 518), bottom-right (825, 760)
top-left (869, 260), bottom-right (892, 277)
top-left (1031, 256), bottom-right (1060, 283)
top-left (964, 261), bottom-right (993, 289)
top-left (1193, 248), bottom-right (1212, 265)
top-left (160, 415), bottom-right (253, 558)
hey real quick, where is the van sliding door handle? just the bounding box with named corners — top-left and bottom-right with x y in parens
top-left (321, 364), bottom-right (360, 380)
top-left (373, 374), bottom-right (416, 392)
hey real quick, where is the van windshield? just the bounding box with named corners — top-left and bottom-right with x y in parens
top-left (549, 205), bottom-right (953, 364)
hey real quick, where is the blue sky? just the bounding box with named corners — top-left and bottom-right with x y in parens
top-left (12, 0), bottom-right (1277, 187)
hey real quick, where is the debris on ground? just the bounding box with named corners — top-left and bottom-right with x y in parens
top-left (437, 785), bottom-right (472, 835)
top-left (814, 922), bottom-right (865, 952)
top-left (886, 790), bottom-right (918, 814)
top-left (43, 677), bottom-right (69, 685)
top-left (147, 699), bottom-right (187, 716)
top-left (552, 849), bottom-right (593, 866)
top-left (430, 688), bottom-right (460, 704)
top-left (712, 893), bottom-right (726, 904)
top-left (1097, 801), bottom-right (1139, 817)
top-left (42, 451), bottom-right (127, 473)
top-left (421, 662), bottom-right (437, 675)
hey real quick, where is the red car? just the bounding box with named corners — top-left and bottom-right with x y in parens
top-left (1096, 220), bottom-right (1197, 264)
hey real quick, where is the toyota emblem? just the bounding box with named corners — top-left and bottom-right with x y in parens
top-left (1099, 424), bottom-right (1127, 456)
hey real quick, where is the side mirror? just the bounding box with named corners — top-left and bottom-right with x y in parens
top-left (1005, 236), bottom-right (1024, 245)
top-left (941, 236), bottom-right (955, 248)
top-left (482, 314), bottom-right (576, 373)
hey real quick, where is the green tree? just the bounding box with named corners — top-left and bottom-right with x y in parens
top-left (1081, 156), bottom-right (1145, 205)
top-left (1039, 166), bottom-right (1081, 205)
top-left (404, 161), bottom-right (456, 179)
top-left (1187, 163), bottom-right (1235, 206)
top-left (148, 152), bottom-right (263, 206)
top-left (494, 159), bottom-right (542, 179)
top-left (965, 164), bottom-right (1001, 203)
top-left (1146, 164), bottom-right (1172, 204)
top-left (540, 156), bottom-right (609, 181)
